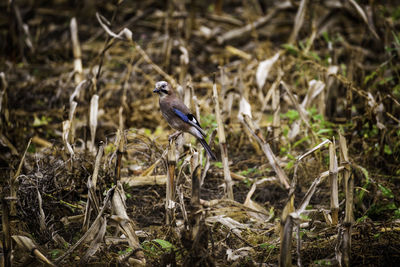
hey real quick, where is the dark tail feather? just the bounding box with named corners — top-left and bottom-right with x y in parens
top-left (199, 138), bottom-right (217, 160)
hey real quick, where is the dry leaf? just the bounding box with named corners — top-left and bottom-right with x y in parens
top-left (256, 52), bottom-right (280, 90)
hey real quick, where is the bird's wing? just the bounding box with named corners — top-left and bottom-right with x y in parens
top-left (173, 107), bottom-right (207, 137)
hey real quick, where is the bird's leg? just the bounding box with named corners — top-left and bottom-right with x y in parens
top-left (168, 131), bottom-right (182, 142)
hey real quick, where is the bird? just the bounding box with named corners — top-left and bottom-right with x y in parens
top-left (153, 81), bottom-right (217, 160)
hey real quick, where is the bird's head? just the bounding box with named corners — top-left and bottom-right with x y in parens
top-left (153, 81), bottom-right (172, 97)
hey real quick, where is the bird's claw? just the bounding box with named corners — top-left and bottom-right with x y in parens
top-left (168, 131), bottom-right (182, 142)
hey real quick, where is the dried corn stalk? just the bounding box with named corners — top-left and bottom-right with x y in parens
top-left (329, 139), bottom-right (339, 225)
top-left (280, 138), bottom-right (344, 266)
top-left (166, 138), bottom-right (177, 224)
top-left (83, 143), bottom-right (104, 231)
top-left (242, 114), bottom-right (290, 189)
top-left (111, 182), bottom-right (144, 264)
top-left (289, 0), bottom-right (308, 43)
top-left (213, 75), bottom-right (233, 199)
top-left (89, 94), bottom-right (99, 153)
top-left (337, 133), bottom-right (353, 267)
top-left (12, 235), bottom-right (55, 266)
top-left (70, 17), bottom-right (83, 84)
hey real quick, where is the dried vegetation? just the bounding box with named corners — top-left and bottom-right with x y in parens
top-left (1, 0), bottom-right (400, 266)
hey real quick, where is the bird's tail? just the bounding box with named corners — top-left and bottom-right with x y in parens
top-left (199, 138), bottom-right (217, 160)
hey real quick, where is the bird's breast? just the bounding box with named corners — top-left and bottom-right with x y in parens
top-left (160, 105), bottom-right (182, 130)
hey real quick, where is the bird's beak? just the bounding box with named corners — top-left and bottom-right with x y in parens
top-left (153, 88), bottom-right (160, 93)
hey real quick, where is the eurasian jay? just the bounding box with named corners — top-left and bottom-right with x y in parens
top-left (153, 81), bottom-right (217, 160)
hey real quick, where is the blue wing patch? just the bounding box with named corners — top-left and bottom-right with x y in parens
top-left (173, 108), bottom-right (189, 123)
top-left (173, 108), bottom-right (205, 137)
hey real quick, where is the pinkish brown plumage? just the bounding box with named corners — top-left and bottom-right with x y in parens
top-left (153, 81), bottom-right (216, 160)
